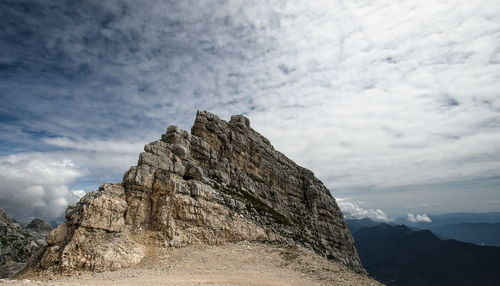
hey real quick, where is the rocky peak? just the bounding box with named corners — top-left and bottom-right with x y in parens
top-left (25, 219), bottom-right (52, 246)
top-left (31, 111), bottom-right (364, 274)
top-left (26, 219), bottom-right (52, 233)
top-left (229, 114), bottom-right (251, 128)
top-left (0, 208), bottom-right (15, 225)
top-left (0, 209), bottom-right (51, 278)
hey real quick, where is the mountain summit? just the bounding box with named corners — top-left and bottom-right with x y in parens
top-left (28, 111), bottom-right (363, 274)
top-left (0, 208), bottom-right (51, 278)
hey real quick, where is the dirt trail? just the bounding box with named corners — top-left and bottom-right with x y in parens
top-left (1, 242), bottom-right (382, 286)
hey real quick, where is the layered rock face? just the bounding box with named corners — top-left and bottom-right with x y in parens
top-left (34, 111), bottom-right (363, 274)
top-left (0, 209), bottom-right (51, 278)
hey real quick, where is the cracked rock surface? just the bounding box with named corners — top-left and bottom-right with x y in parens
top-left (0, 209), bottom-right (51, 278)
top-left (29, 111), bottom-right (364, 274)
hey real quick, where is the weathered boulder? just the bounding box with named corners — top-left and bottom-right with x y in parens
top-left (39, 184), bottom-right (144, 272)
top-left (31, 111), bottom-right (364, 274)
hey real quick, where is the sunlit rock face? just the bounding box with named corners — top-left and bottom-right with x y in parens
top-left (34, 111), bottom-right (363, 274)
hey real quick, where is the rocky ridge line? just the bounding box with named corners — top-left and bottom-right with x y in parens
top-left (30, 111), bottom-right (364, 274)
top-left (0, 209), bottom-right (51, 278)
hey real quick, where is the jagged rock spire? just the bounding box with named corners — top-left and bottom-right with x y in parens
top-left (31, 111), bottom-right (364, 274)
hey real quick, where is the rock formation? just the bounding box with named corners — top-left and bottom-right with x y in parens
top-left (32, 111), bottom-right (364, 274)
top-left (0, 209), bottom-right (51, 278)
top-left (25, 219), bottom-right (52, 246)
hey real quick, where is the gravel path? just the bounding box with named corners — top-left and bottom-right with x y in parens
top-left (1, 242), bottom-right (382, 286)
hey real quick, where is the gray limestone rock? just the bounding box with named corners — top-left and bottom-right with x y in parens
top-left (0, 209), bottom-right (51, 278)
top-left (28, 111), bottom-right (365, 275)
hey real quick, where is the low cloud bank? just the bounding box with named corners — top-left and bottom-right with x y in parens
top-left (337, 198), bottom-right (392, 222)
top-left (407, 213), bottom-right (432, 223)
top-left (0, 153), bottom-right (86, 223)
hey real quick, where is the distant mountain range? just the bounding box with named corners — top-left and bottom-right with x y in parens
top-left (347, 214), bottom-right (500, 286)
top-left (346, 218), bottom-right (382, 233)
top-left (352, 223), bottom-right (500, 286)
top-left (348, 212), bottom-right (500, 247)
top-left (0, 208), bottom-right (51, 278)
top-left (431, 223), bottom-right (500, 247)
top-left (399, 212), bottom-right (500, 247)
top-left (395, 212), bottom-right (500, 228)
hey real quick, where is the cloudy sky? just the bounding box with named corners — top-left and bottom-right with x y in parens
top-left (1, 0), bottom-right (499, 223)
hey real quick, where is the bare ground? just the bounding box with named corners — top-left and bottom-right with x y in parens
top-left (1, 242), bottom-right (382, 286)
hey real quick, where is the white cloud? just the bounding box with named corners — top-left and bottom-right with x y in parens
top-left (247, 0), bottom-right (500, 192)
top-left (407, 213), bottom-right (432, 223)
top-left (43, 137), bottom-right (145, 174)
top-left (2, 0), bottom-right (500, 217)
top-left (43, 137), bottom-right (145, 154)
top-left (0, 153), bottom-right (86, 223)
top-left (337, 198), bottom-right (392, 222)
top-left (72, 190), bottom-right (87, 199)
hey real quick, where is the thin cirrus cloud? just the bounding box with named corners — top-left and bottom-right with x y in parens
top-left (42, 137), bottom-right (145, 175)
top-left (0, 0), bottom-right (499, 222)
top-left (43, 137), bottom-right (145, 154)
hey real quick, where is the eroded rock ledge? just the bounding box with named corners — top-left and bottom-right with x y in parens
top-left (31, 111), bottom-right (364, 274)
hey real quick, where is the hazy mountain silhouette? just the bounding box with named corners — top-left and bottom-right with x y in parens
top-left (346, 218), bottom-right (385, 233)
top-left (353, 224), bottom-right (500, 286)
top-left (431, 223), bottom-right (500, 247)
top-left (395, 212), bottom-right (500, 228)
